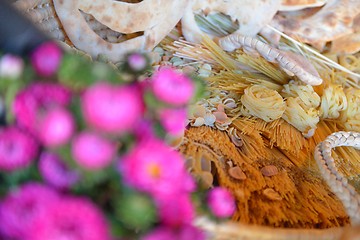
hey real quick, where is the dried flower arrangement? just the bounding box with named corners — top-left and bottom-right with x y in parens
top-left (0, 41), bottom-right (238, 239)
top-left (162, 13), bottom-right (360, 233)
top-left (4, 0), bottom-right (360, 239)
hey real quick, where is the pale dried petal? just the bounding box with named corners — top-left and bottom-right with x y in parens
top-left (263, 188), bottom-right (282, 201)
top-left (260, 165), bottom-right (279, 177)
top-left (199, 171), bottom-right (214, 188)
top-left (204, 113), bottom-right (216, 126)
top-left (191, 117), bottom-right (205, 127)
top-left (228, 166), bottom-right (247, 180)
top-left (213, 111), bottom-right (228, 123)
top-left (231, 135), bottom-right (243, 147)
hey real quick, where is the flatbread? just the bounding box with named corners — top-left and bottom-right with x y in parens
top-left (331, 32), bottom-right (360, 54)
top-left (279, 0), bottom-right (327, 11)
top-left (53, 0), bottom-right (188, 61)
top-left (271, 0), bottom-right (360, 48)
top-left (181, 0), bottom-right (281, 43)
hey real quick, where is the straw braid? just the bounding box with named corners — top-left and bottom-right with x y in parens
top-left (314, 131), bottom-right (360, 224)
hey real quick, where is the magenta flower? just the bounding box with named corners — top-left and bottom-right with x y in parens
top-left (207, 187), bottom-right (236, 218)
top-left (156, 194), bottom-right (195, 227)
top-left (142, 226), bottom-right (175, 240)
top-left (27, 197), bottom-right (110, 240)
top-left (0, 54), bottom-right (24, 78)
top-left (0, 126), bottom-right (39, 171)
top-left (142, 224), bottom-right (205, 240)
top-left (159, 108), bottom-right (187, 136)
top-left (39, 151), bottom-right (79, 189)
top-left (0, 183), bottom-right (59, 239)
top-left (38, 107), bottom-right (75, 147)
top-left (30, 41), bottom-right (62, 77)
top-left (119, 138), bottom-right (195, 197)
top-left (72, 131), bottom-right (117, 170)
top-left (81, 82), bottom-right (144, 133)
top-left (128, 53), bottom-right (147, 71)
top-left (13, 82), bottom-right (71, 135)
top-left (133, 119), bottom-right (155, 141)
top-left (151, 68), bottom-right (195, 106)
top-left (177, 224), bottom-right (206, 240)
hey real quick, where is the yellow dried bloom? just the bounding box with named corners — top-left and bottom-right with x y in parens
top-left (282, 80), bottom-right (320, 109)
top-left (240, 85), bottom-right (286, 122)
top-left (320, 84), bottom-right (347, 119)
top-left (282, 97), bottom-right (320, 138)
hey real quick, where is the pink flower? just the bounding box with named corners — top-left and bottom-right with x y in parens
top-left (119, 138), bottom-right (195, 197)
top-left (13, 82), bottom-right (71, 135)
top-left (27, 197), bottom-right (110, 240)
top-left (142, 224), bottom-right (205, 240)
top-left (127, 53), bottom-right (147, 71)
top-left (177, 224), bottom-right (206, 240)
top-left (133, 119), bottom-right (155, 141)
top-left (156, 194), bottom-right (195, 227)
top-left (0, 54), bottom-right (24, 78)
top-left (39, 151), bottom-right (79, 189)
top-left (142, 226), bottom-right (175, 240)
top-left (81, 82), bottom-right (144, 133)
top-left (151, 68), bottom-right (194, 106)
top-left (38, 107), bottom-right (75, 147)
top-left (0, 126), bottom-right (39, 171)
top-left (159, 108), bottom-right (187, 136)
top-left (207, 187), bottom-right (236, 218)
top-left (0, 183), bottom-right (59, 239)
top-left (72, 131), bottom-right (116, 170)
top-left (30, 41), bottom-right (62, 77)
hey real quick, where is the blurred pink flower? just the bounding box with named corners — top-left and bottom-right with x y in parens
top-left (128, 53), bottom-right (147, 71)
top-left (81, 82), bottom-right (144, 133)
top-left (38, 107), bottom-right (75, 147)
top-left (119, 138), bottom-right (195, 197)
top-left (39, 151), bottom-right (79, 189)
top-left (13, 82), bottom-right (71, 135)
top-left (72, 131), bottom-right (116, 170)
top-left (207, 187), bottom-right (236, 218)
top-left (142, 226), bottom-right (175, 240)
top-left (27, 197), bottom-right (110, 240)
top-left (133, 119), bottom-right (155, 141)
top-left (0, 183), bottom-right (59, 239)
top-left (142, 224), bottom-right (205, 240)
top-left (151, 68), bottom-right (194, 106)
top-left (30, 41), bottom-right (62, 77)
top-left (177, 224), bottom-right (206, 240)
top-left (0, 54), bottom-right (24, 78)
top-left (0, 126), bottom-right (39, 171)
top-left (159, 108), bottom-right (187, 136)
top-left (156, 194), bottom-right (195, 227)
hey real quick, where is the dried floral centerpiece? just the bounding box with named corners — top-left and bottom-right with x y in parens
top-left (0, 41), bottom-right (236, 239)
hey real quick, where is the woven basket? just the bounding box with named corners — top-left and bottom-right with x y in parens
top-left (12, 0), bottom-right (360, 239)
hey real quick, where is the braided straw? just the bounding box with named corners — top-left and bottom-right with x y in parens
top-left (314, 131), bottom-right (360, 224)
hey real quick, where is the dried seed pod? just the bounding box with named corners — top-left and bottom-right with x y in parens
top-left (260, 165), bottom-right (279, 177)
top-left (228, 166), bottom-right (247, 180)
top-left (263, 188), bottom-right (282, 201)
top-left (199, 171), bottom-right (214, 188)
